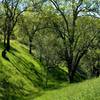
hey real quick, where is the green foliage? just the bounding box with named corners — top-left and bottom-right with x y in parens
top-left (0, 0), bottom-right (100, 99)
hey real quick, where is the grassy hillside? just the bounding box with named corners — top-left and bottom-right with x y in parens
top-left (0, 41), bottom-right (43, 99)
top-left (0, 41), bottom-right (100, 100)
top-left (35, 77), bottom-right (100, 100)
top-left (0, 40), bottom-right (67, 100)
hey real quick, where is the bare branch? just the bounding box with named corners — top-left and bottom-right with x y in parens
top-left (50, 0), bottom-right (70, 35)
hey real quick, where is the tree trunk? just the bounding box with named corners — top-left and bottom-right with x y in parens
top-left (68, 64), bottom-right (77, 83)
top-left (68, 69), bottom-right (75, 83)
top-left (4, 32), bottom-right (6, 47)
top-left (29, 37), bottom-right (32, 54)
top-left (6, 33), bottom-right (10, 51)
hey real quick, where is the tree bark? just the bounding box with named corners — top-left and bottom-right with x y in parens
top-left (29, 37), bottom-right (32, 54)
top-left (4, 32), bottom-right (6, 47)
top-left (6, 33), bottom-right (10, 51)
top-left (68, 65), bottom-right (76, 83)
top-left (68, 71), bottom-right (74, 83)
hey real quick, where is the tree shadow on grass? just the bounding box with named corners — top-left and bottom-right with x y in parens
top-left (1, 51), bottom-right (44, 99)
top-left (0, 76), bottom-right (43, 100)
top-left (1, 50), bottom-right (70, 99)
top-left (10, 51), bottom-right (69, 88)
top-left (0, 42), bottom-right (19, 61)
top-left (9, 51), bottom-right (41, 81)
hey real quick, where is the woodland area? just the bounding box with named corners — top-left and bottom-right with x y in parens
top-left (0, 0), bottom-right (100, 100)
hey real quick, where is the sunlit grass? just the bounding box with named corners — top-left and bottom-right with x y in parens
top-left (0, 40), bottom-right (100, 100)
top-left (0, 40), bottom-right (41, 99)
top-left (35, 77), bottom-right (100, 100)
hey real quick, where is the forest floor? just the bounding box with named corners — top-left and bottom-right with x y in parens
top-left (0, 40), bottom-right (100, 100)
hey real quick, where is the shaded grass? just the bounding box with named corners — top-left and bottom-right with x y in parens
top-left (0, 41), bottom-right (43, 99)
top-left (0, 40), bottom-right (67, 99)
top-left (1, 40), bottom-right (99, 100)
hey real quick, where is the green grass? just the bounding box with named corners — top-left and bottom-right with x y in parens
top-left (35, 77), bottom-right (100, 100)
top-left (0, 40), bottom-right (100, 100)
top-left (0, 41), bottom-right (42, 99)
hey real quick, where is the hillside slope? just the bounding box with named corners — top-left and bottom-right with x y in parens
top-left (0, 41), bottom-right (43, 100)
top-left (0, 41), bottom-right (100, 100)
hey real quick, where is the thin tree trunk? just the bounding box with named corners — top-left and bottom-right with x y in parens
top-left (45, 66), bottom-right (49, 88)
top-left (4, 32), bottom-right (6, 47)
top-left (29, 37), bottom-right (32, 54)
top-left (6, 33), bottom-right (10, 51)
